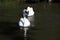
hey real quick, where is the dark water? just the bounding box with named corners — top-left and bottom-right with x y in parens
top-left (0, 22), bottom-right (24, 40)
top-left (0, 1), bottom-right (60, 40)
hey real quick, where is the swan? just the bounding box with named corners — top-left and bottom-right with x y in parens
top-left (19, 16), bottom-right (30, 37)
top-left (26, 6), bottom-right (34, 16)
top-left (23, 6), bottom-right (34, 17)
top-left (19, 17), bottom-right (30, 27)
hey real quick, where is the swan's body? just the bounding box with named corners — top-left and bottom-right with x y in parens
top-left (23, 6), bottom-right (34, 17)
top-left (27, 6), bottom-right (34, 16)
top-left (19, 17), bottom-right (30, 27)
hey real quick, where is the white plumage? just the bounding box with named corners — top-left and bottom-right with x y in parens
top-left (27, 6), bottom-right (34, 16)
top-left (19, 17), bottom-right (30, 27)
top-left (23, 6), bottom-right (34, 17)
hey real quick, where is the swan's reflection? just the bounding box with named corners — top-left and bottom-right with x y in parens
top-left (24, 37), bottom-right (27, 40)
top-left (28, 15), bottom-right (35, 27)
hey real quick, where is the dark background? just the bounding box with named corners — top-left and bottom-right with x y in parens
top-left (0, 0), bottom-right (60, 40)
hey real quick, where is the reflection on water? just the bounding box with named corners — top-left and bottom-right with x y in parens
top-left (24, 37), bottom-right (27, 40)
top-left (28, 15), bottom-right (35, 27)
top-left (0, 22), bottom-right (24, 40)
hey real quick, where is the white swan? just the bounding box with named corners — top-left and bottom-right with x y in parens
top-left (26, 6), bottom-right (34, 16)
top-left (23, 6), bottom-right (34, 17)
top-left (19, 17), bottom-right (30, 37)
top-left (19, 17), bottom-right (30, 27)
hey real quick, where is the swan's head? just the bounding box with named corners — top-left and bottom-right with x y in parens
top-left (27, 6), bottom-right (31, 11)
top-left (27, 6), bottom-right (31, 9)
top-left (27, 6), bottom-right (34, 12)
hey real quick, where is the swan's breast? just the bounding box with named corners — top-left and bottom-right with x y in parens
top-left (19, 18), bottom-right (24, 27)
